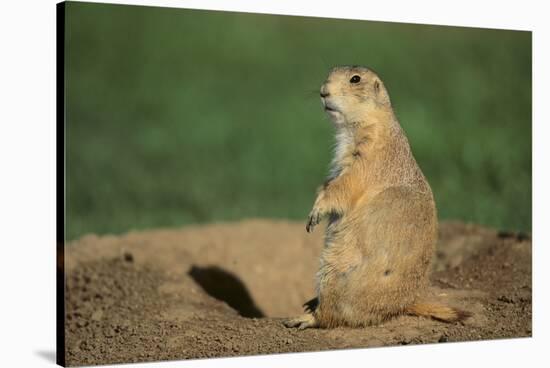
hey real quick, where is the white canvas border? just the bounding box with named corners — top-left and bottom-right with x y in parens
top-left (0, 0), bottom-right (546, 367)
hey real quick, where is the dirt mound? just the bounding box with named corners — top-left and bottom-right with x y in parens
top-left (64, 220), bottom-right (531, 366)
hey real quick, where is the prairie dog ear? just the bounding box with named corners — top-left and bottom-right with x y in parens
top-left (374, 79), bottom-right (381, 94)
top-left (373, 78), bottom-right (390, 105)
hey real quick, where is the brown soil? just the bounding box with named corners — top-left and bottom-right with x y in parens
top-left (64, 220), bottom-right (532, 366)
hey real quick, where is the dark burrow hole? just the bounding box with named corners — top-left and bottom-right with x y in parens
top-left (188, 265), bottom-right (265, 318)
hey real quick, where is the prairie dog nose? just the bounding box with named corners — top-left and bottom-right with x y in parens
top-left (320, 87), bottom-right (330, 98)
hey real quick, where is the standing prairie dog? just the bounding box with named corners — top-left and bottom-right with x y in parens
top-left (284, 66), bottom-right (469, 329)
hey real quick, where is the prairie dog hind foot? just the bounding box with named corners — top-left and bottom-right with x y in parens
top-left (283, 313), bottom-right (318, 330)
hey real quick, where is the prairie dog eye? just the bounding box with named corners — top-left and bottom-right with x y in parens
top-left (350, 75), bottom-right (361, 83)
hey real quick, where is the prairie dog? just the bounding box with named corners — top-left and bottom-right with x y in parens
top-left (284, 66), bottom-right (469, 329)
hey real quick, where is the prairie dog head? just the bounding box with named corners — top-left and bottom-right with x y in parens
top-left (320, 66), bottom-right (391, 127)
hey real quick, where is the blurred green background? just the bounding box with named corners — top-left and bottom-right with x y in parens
top-left (65, 2), bottom-right (532, 240)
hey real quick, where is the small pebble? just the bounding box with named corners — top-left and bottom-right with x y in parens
top-left (91, 310), bottom-right (103, 321)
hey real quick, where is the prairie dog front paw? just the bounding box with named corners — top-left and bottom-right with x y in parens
top-left (306, 205), bottom-right (326, 233)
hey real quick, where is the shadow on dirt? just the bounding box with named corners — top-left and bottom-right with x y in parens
top-left (188, 265), bottom-right (264, 318)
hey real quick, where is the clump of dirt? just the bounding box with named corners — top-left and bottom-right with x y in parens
top-left (64, 220), bottom-right (531, 366)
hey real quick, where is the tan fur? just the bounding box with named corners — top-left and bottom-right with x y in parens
top-left (405, 302), bottom-right (471, 323)
top-left (284, 66), bottom-right (469, 329)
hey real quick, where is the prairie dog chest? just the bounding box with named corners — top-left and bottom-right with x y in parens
top-left (328, 129), bottom-right (356, 180)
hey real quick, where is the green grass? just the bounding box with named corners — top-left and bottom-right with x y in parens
top-left (65, 2), bottom-right (532, 240)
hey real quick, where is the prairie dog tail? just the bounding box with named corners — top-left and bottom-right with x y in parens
top-left (405, 302), bottom-right (471, 323)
